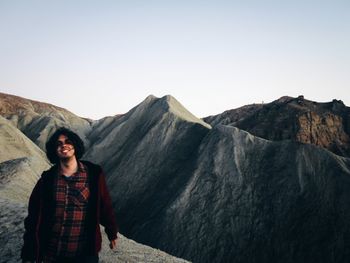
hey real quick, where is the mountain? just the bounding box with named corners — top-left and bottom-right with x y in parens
top-left (0, 92), bottom-right (92, 150)
top-left (203, 96), bottom-right (350, 158)
top-left (82, 95), bottom-right (350, 263)
top-left (163, 125), bottom-right (350, 263)
top-left (1, 93), bottom-right (350, 262)
top-left (0, 93), bottom-right (190, 263)
top-left (83, 95), bottom-right (211, 243)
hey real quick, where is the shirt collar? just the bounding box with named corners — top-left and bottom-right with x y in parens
top-left (58, 161), bottom-right (86, 179)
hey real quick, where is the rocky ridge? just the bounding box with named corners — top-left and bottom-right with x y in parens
top-left (1, 93), bottom-right (350, 262)
top-left (0, 97), bottom-right (190, 263)
top-left (204, 96), bottom-right (350, 157)
top-left (0, 92), bottom-right (92, 150)
top-left (84, 95), bottom-right (350, 263)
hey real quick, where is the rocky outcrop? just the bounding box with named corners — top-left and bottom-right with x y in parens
top-left (296, 111), bottom-right (350, 156)
top-left (204, 96), bottom-right (350, 157)
top-left (0, 92), bottom-right (92, 150)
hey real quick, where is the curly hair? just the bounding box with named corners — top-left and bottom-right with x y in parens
top-left (45, 127), bottom-right (85, 164)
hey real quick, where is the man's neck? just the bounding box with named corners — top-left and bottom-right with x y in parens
top-left (59, 157), bottom-right (78, 177)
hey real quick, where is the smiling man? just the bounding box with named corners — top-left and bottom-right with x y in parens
top-left (21, 127), bottom-right (118, 263)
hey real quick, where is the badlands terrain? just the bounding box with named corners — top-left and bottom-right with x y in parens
top-left (0, 92), bottom-right (350, 263)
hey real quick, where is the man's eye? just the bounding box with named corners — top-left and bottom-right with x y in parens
top-left (56, 139), bottom-right (73, 147)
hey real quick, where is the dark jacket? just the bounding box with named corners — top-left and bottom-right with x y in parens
top-left (21, 160), bottom-right (118, 262)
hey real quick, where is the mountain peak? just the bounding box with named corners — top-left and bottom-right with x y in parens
top-left (161, 95), bottom-right (211, 128)
top-left (204, 95), bottom-right (350, 157)
top-left (126, 95), bottom-right (211, 129)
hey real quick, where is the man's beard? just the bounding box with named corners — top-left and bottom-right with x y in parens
top-left (59, 155), bottom-right (75, 163)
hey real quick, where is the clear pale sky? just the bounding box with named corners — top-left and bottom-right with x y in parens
top-left (1, 0), bottom-right (349, 119)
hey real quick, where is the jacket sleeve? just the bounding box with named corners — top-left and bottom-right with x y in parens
top-left (99, 170), bottom-right (118, 241)
top-left (21, 178), bottom-right (42, 261)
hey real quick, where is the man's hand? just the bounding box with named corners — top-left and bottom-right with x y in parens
top-left (109, 238), bottom-right (117, 250)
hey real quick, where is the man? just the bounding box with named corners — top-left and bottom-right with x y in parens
top-left (21, 127), bottom-right (118, 263)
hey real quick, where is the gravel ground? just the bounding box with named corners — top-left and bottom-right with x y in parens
top-left (0, 198), bottom-right (190, 263)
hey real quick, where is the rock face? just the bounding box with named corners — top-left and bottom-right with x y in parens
top-left (203, 96), bottom-right (350, 158)
top-left (0, 92), bottom-right (92, 150)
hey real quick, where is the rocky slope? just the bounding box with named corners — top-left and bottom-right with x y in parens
top-left (84, 95), bottom-right (211, 241)
top-left (162, 125), bottom-right (350, 263)
top-left (0, 106), bottom-right (190, 262)
top-left (1, 93), bottom-right (350, 262)
top-left (0, 116), bottom-right (50, 202)
top-left (204, 96), bottom-right (350, 158)
top-left (83, 95), bottom-right (350, 263)
top-left (0, 92), bottom-right (92, 150)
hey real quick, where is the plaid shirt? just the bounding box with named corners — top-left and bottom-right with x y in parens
top-left (44, 162), bottom-right (90, 261)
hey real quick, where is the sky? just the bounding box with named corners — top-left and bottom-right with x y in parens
top-left (0, 0), bottom-right (349, 119)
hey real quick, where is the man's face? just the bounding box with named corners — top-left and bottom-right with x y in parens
top-left (56, 134), bottom-right (75, 160)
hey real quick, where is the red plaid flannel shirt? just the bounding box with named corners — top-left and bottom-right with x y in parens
top-left (44, 162), bottom-right (90, 261)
